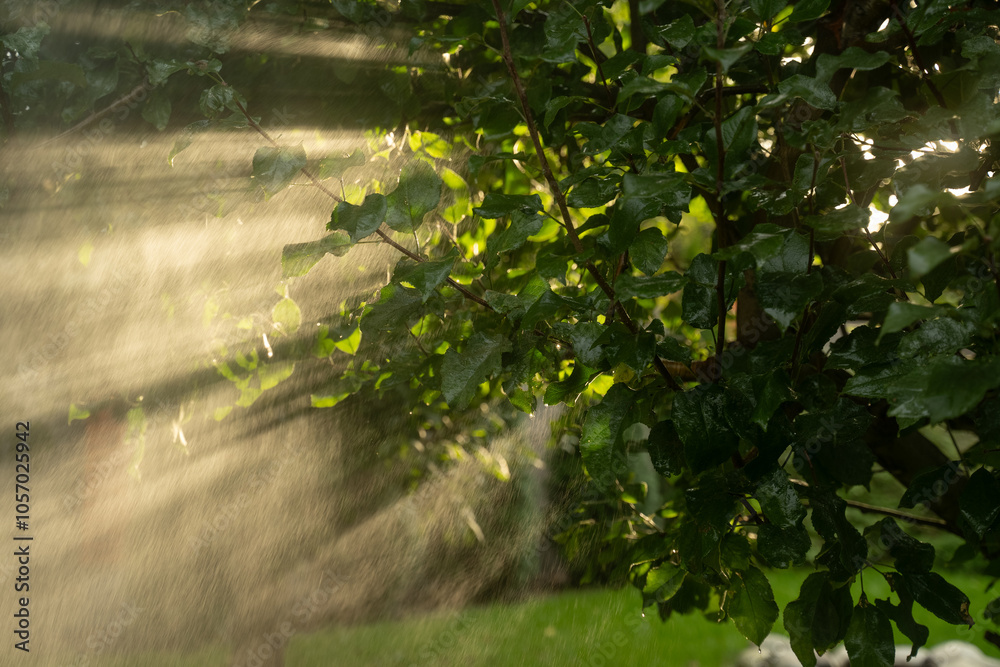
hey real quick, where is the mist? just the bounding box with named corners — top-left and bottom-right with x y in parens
top-left (0, 7), bottom-right (558, 665)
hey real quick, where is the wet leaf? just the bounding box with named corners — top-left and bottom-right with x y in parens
top-left (725, 566), bottom-right (779, 646)
top-left (328, 193), bottom-right (388, 242)
top-left (385, 161), bottom-right (443, 233)
top-left (252, 144), bottom-right (307, 199)
top-left (440, 332), bottom-right (511, 409)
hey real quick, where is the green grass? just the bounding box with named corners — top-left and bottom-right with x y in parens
top-left (74, 569), bottom-right (1000, 666)
top-left (286, 571), bottom-right (999, 667)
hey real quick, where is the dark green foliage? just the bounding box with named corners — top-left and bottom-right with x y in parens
top-left (18, 0), bottom-right (1000, 659)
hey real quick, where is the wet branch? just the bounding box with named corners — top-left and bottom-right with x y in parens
top-left (228, 81), bottom-right (492, 310)
top-left (712, 0), bottom-right (729, 359)
top-left (38, 79), bottom-right (151, 147)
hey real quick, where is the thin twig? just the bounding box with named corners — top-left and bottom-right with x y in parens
top-left (227, 80), bottom-right (494, 311)
top-left (789, 478), bottom-right (949, 528)
top-left (889, 0), bottom-right (949, 111)
top-left (582, 14), bottom-right (614, 107)
top-left (841, 155), bottom-right (899, 281)
top-left (946, 427), bottom-right (970, 476)
top-left (38, 79), bottom-right (151, 147)
top-left (790, 150), bottom-right (821, 381)
top-left (712, 0), bottom-right (728, 360)
top-left (491, 0), bottom-right (681, 391)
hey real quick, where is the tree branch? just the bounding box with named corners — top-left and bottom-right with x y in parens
top-left (0, 71), bottom-right (14, 141)
top-left (889, 0), bottom-right (949, 111)
top-left (789, 478), bottom-right (949, 529)
top-left (713, 0), bottom-right (729, 360)
top-left (38, 79), bottom-right (151, 147)
top-left (227, 79), bottom-right (493, 311)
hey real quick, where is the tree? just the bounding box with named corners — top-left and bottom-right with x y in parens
top-left (5, 0), bottom-right (1000, 664)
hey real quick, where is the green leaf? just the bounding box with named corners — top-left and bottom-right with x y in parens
top-left (659, 15), bottom-right (696, 49)
top-left (722, 106), bottom-right (758, 158)
top-left (864, 518), bottom-right (936, 572)
top-left (703, 44), bottom-right (753, 74)
top-left (657, 337), bottom-right (692, 364)
top-left (901, 571), bottom-right (975, 627)
top-left (543, 362), bottom-right (595, 406)
top-left (68, 403), bottom-right (91, 424)
top-left (621, 173), bottom-right (690, 212)
top-left (317, 148), bottom-right (365, 180)
top-left (199, 84), bottom-right (243, 118)
top-left (816, 46), bottom-right (891, 82)
top-left (886, 355), bottom-right (1000, 423)
top-left (672, 385), bottom-right (740, 473)
top-left (959, 469), bottom-right (1000, 539)
top-left (542, 2), bottom-right (587, 62)
top-left (543, 95), bottom-right (578, 128)
top-left (647, 420), bottom-right (684, 477)
top-left (716, 225), bottom-right (810, 275)
top-left (475, 193), bottom-right (543, 218)
top-left (566, 177), bottom-right (618, 208)
top-left (334, 327), bottom-right (361, 355)
top-left (778, 74), bottom-right (837, 111)
top-left (1, 23), bottom-right (50, 61)
top-left (845, 599), bottom-right (895, 667)
top-left (880, 302), bottom-right (941, 338)
top-left (757, 271), bottom-right (824, 331)
top-left (258, 361), bottom-right (294, 391)
top-left (757, 524), bottom-right (811, 568)
top-left (599, 326), bottom-right (656, 375)
top-left (271, 298), bottom-right (301, 335)
top-left (485, 210), bottom-right (543, 271)
top-left (311, 372), bottom-right (363, 408)
top-left (385, 161), bottom-right (443, 233)
top-left (755, 469), bottom-right (805, 529)
top-left (281, 232), bottom-right (353, 278)
top-left (579, 384), bottom-right (636, 490)
top-left (252, 144), bottom-right (307, 199)
top-left (440, 332), bottom-right (511, 409)
top-left (889, 184), bottom-right (939, 223)
top-left (897, 317), bottom-right (972, 359)
top-left (875, 582), bottom-right (929, 661)
top-left (142, 88), bottom-right (172, 131)
top-left (801, 207), bottom-right (869, 241)
top-left (725, 567), bottom-right (779, 647)
top-left (643, 562), bottom-right (686, 604)
top-left (608, 196), bottom-right (661, 253)
top-left (360, 284), bottom-right (423, 340)
top-left (615, 271), bottom-right (687, 300)
top-left (784, 572), bottom-right (853, 666)
top-left (559, 321), bottom-right (606, 367)
top-left (898, 463), bottom-right (963, 510)
top-left (808, 489), bottom-right (868, 573)
top-left (750, 371), bottom-right (792, 429)
top-left (788, 0), bottom-right (830, 22)
top-left (653, 95), bottom-right (685, 140)
top-left (907, 236), bottom-right (953, 279)
top-left (796, 398), bottom-right (875, 488)
top-left (394, 249), bottom-right (459, 303)
top-left (681, 253), bottom-right (720, 330)
top-left (328, 193), bottom-right (388, 242)
top-left (750, 0), bottom-right (786, 20)
top-left (629, 228), bottom-right (671, 276)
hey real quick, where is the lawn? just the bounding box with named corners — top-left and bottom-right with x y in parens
top-left (75, 568), bottom-right (999, 666)
top-left (287, 569), bottom-right (998, 667)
